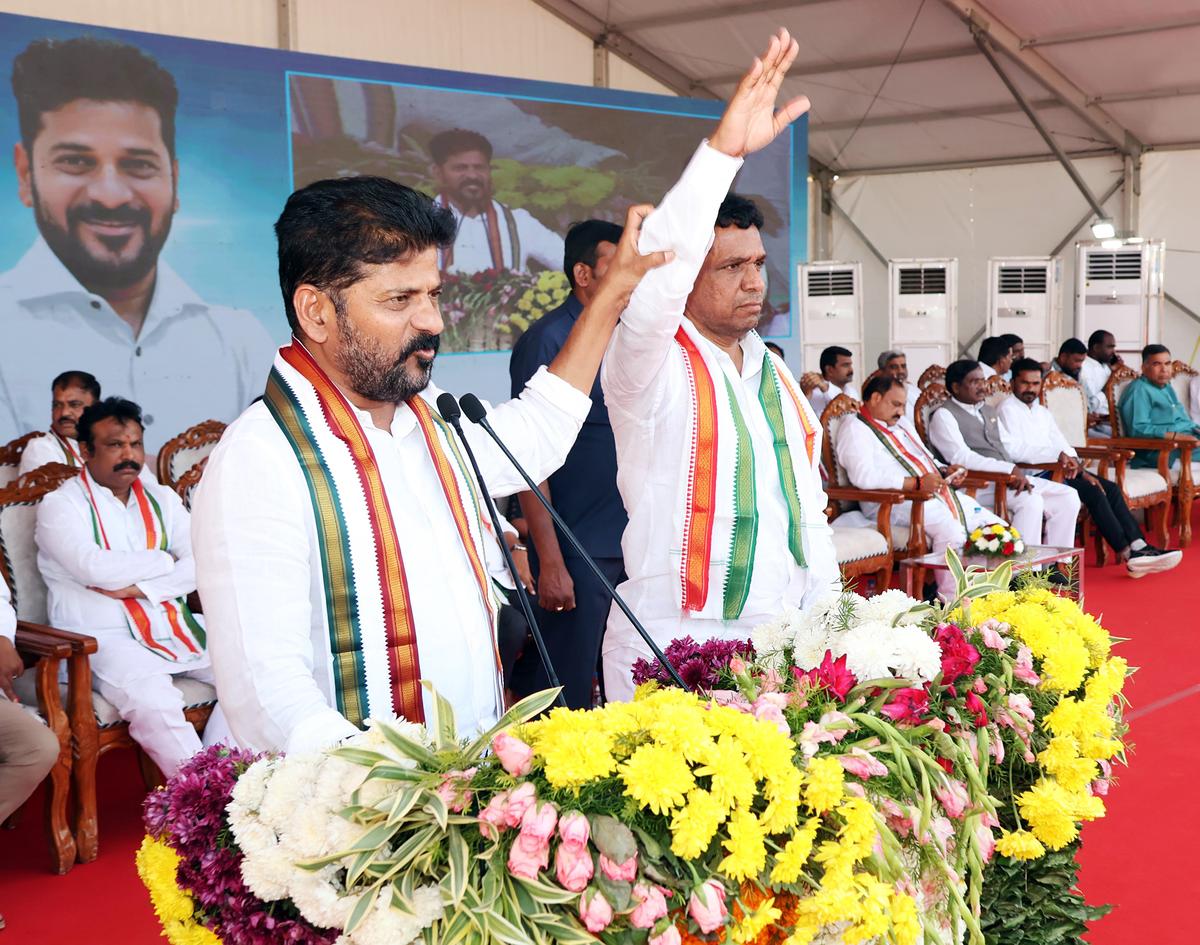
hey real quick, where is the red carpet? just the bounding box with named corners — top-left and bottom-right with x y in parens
top-left (2, 518), bottom-right (1197, 944)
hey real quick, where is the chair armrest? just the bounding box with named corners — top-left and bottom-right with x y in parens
top-left (1103, 436), bottom-right (1193, 452)
top-left (960, 470), bottom-right (1012, 485)
top-left (16, 620), bottom-right (98, 655)
top-left (826, 486), bottom-right (931, 504)
top-left (1076, 445), bottom-right (1133, 461)
top-left (13, 626), bottom-right (73, 660)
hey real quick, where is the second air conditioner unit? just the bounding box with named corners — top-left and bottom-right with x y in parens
top-left (988, 257), bottom-right (1062, 364)
top-left (1075, 240), bottom-right (1164, 359)
top-left (888, 258), bottom-right (957, 380)
top-left (798, 261), bottom-right (863, 376)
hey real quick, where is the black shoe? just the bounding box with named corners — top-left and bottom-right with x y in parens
top-left (1046, 569), bottom-right (1072, 587)
top-left (1130, 545), bottom-right (1171, 557)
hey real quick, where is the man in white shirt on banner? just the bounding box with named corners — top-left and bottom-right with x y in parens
top-left (0, 37), bottom-right (275, 451)
top-left (878, 349), bottom-right (920, 423)
top-left (601, 31), bottom-right (837, 700)
top-left (929, 360), bottom-right (1081, 559)
top-left (16, 370), bottom-right (98, 475)
top-left (807, 345), bottom-right (861, 417)
top-left (1081, 331), bottom-right (1122, 436)
top-left (999, 358), bottom-right (1181, 577)
top-left (192, 146), bottom-right (671, 753)
top-left (836, 374), bottom-right (1008, 600)
top-left (35, 396), bottom-right (223, 778)
top-left (429, 128), bottom-right (564, 276)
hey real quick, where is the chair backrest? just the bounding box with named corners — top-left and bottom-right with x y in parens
top-left (157, 419), bottom-right (226, 487)
top-left (1170, 360), bottom-right (1197, 417)
top-left (172, 456), bottom-right (209, 511)
top-left (0, 463), bottom-right (79, 623)
top-left (1041, 372), bottom-right (1088, 448)
top-left (820, 393), bottom-right (862, 489)
top-left (0, 432), bottom-right (43, 488)
top-left (917, 364), bottom-right (946, 390)
top-left (1105, 364), bottom-right (1139, 437)
top-left (914, 382), bottom-right (949, 451)
top-left (982, 374), bottom-right (1011, 408)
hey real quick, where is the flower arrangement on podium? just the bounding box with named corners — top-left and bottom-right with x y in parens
top-left (139, 555), bottom-right (1127, 945)
top-left (966, 523), bottom-right (1024, 558)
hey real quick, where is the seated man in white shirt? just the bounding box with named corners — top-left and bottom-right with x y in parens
top-left (999, 358), bottom-right (1182, 578)
top-left (836, 374), bottom-right (1008, 599)
top-left (930, 360), bottom-right (1081, 572)
top-left (35, 397), bottom-right (221, 777)
top-left (878, 349), bottom-right (920, 423)
top-left (16, 370), bottom-right (99, 475)
top-left (808, 345), bottom-right (861, 416)
top-left (1081, 331), bottom-right (1123, 436)
top-left (977, 336), bottom-right (1012, 380)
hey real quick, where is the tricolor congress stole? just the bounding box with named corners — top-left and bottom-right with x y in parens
top-left (676, 327), bottom-right (819, 621)
top-left (855, 409), bottom-right (967, 524)
top-left (264, 341), bottom-right (497, 727)
top-left (79, 469), bottom-right (205, 661)
top-left (52, 431), bottom-right (81, 467)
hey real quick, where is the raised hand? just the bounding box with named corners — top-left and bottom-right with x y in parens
top-left (593, 203), bottom-right (675, 307)
top-left (710, 28), bottom-right (810, 158)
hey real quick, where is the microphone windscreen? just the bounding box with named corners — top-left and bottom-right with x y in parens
top-left (435, 392), bottom-right (461, 423)
top-left (460, 393), bottom-right (488, 423)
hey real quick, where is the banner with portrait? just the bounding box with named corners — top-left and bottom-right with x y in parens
top-left (0, 12), bottom-right (807, 450)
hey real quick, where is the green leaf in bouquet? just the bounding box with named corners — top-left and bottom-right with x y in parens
top-left (528, 912), bottom-right (598, 945)
top-left (378, 723), bottom-right (441, 769)
top-left (486, 905), bottom-right (540, 945)
top-left (363, 763), bottom-right (426, 783)
top-left (438, 906), bottom-right (476, 945)
top-left (422, 679), bottom-right (461, 750)
top-left (632, 826), bottom-right (664, 860)
top-left (589, 814), bottom-right (638, 864)
top-left (422, 786), bottom-right (450, 829)
top-left (386, 786), bottom-right (423, 826)
top-left (462, 687), bottom-right (561, 759)
top-left (344, 883), bottom-right (381, 935)
top-left (388, 884), bottom-right (420, 919)
top-left (446, 825), bottom-right (470, 904)
top-left (594, 872), bottom-right (633, 912)
top-left (331, 747), bottom-right (393, 768)
top-left (514, 874), bottom-right (583, 906)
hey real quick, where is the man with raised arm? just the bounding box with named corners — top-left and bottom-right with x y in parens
top-left (601, 30), bottom-right (839, 700)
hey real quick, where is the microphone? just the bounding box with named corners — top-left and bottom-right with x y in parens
top-left (435, 393), bottom-right (566, 709)
top-left (458, 393), bottom-right (689, 692)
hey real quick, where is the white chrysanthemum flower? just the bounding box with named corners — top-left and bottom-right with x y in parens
top-left (349, 888), bottom-right (441, 945)
top-left (832, 621), bottom-right (897, 682)
top-left (855, 588), bottom-right (925, 627)
top-left (751, 608), bottom-right (798, 657)
top-left (791, 621), bottom-right (832, 671)
top-left (411, 885), bottom-right (445, 925)
top-left (889, 625), bottom-right (944, 683)
top-left (289, 866), bottom-right (358, 929)
top-left (229, 757), bottom-right (274, 811)
top-left (257, 756), bottom-right (317, 831)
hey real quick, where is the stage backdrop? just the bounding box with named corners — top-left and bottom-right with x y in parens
top-left (0, 12), bottom-right (807, 450)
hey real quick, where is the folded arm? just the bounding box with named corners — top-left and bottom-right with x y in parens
top-left (137, 489), bottom-right (198, 604)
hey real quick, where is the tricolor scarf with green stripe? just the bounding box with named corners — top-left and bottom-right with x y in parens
top-left (264, 341), bottom-right (499, 729)
top-left (675, 324), bottom-right (820, 621)
top-left (78, 468), bottom-right (205, 662)
top-left (855, 409), bottom-right (968, 525)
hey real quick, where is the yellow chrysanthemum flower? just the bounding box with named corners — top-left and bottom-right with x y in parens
top-left (136, 836), bottom-right (222, 945)
top-left (890, 890), bottom-right (922, 945)
top-left (731, 895), bottom-right (782, 943)
top-left (669, 787), bottom-right (727, 859)
top-left (769, 817), bottom-right (819, 884)
top-left (620, 742), bottom-right (695, 814)
top-left (720, 808), bottom-right (768, 881)
top-left (995, 828), bottom-right (1046, 860)
top-left (803, 756), bottom-right (845, 813)
top-left (1018, 779), bottom-right (1079, 850)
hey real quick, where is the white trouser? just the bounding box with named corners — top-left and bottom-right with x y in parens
top-left (974, 479), bottom-right (1080, 547)
top-left (921, 498), bottom-right (1005, 600)
top-left (96, 665), bottom-right (226, 778)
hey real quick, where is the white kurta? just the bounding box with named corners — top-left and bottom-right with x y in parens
top-left (979, 363), bottom-right (998, 379)
top-left (1079, 356), bottom-right (1113, 423)
top-left (17, 432), bottom-right (157, 485)
top-left (0, 574), bottom-right (13, 642)
top-left (0, 239), bottom-right (276, 451)
top-left (191, 366), bottom-right (590, 754)
top-left (997, 395), bottom-right (1077, 465)
top-left (35, 472), bottom-right (207, 687)
top-left (808, 380), bottom-right (862, 418)
top-left (601, 143), bottom-right (839, 700)
top-left (440, 199), bottom-right (564, 275)
top-left (904, 382), bottom-right (920, 425)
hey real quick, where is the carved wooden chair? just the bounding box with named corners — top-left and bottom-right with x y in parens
top-left (917, 364), bottom-right (946, 390)
top-left (171, 456), bottom-right (209, 511)
top-left (913, 384), bottom-right (1010, 519)
top-left (0, 464), bottom-right (85, 872)
top-left (1171, 360), bottom-right (1199, 424)
top-left (0, 431), bottom-right (42, 488)
top-left (156, 419), bottom-right (226, 489)
top-left (820, 393), bottom-right (931, 591)
top-left (981, 374), bottom-right (1011, 408)
top-left (1103, 364), bottom-right (1192, 546)
top-left (0, 463), bottom-right (214, 863)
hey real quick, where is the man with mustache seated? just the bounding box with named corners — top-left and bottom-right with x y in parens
top-left (17, 370), bottom-right (98, 475)
top-left (34, 396), bottom-right (225, 777)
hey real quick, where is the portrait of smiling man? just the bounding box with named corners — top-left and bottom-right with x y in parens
top-left (0, 37), bottom-right (274, 450)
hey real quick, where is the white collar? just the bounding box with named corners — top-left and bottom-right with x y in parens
top-left (953, 398), bottom-right (984, 417)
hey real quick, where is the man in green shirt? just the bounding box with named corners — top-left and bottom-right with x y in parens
top-left (1118, 344), bottom-right (1200, 468)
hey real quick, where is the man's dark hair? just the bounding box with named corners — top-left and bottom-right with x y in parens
top-left (1087, 329), bottom-right (1114, 350)
top-left (1058, 337), bottom-right (1087, 356)
top-left (765, 341), bottom-right (785, 361)
top-left (51, 370), bottom-right (100, 400)
top-left (1011, 357), bottom-right (1043, 379)
top-left (945, 359), bottom-right (980, 391)
top-left (715, 193), bottom-right (764, 230)
top-left (1000, 333), bottom-right (1023, 348)
top-left (428, 128), bottom-right (493, 165)
top-left (977, 336), bottom-right (1012, 367)
top-left (12, 37), bottom-right (178, 159)
top-left (76, 396), bottom-right (142, 449)
top-left (563, 219), bottom-right (623, 290)
top-left (1143, 343), bottom-right (1170, 361)
top-left (275, 176), bottom-right (456, 332)
top-left (819, 345), bottom-right (852, 375)
top-left (863, 373), bottom-right (903, 400)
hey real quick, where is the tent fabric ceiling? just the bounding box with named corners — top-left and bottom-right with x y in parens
top-left (537, 0), bottom-right (1200, 174)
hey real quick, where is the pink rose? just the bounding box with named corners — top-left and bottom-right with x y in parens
top-left (434, 767), bottom-right (477, 813)
top-left (751, 693), bottom-right (790, 735)
top-left (1014, 646), bottom-right (1041, 685)
top-left (479, 790), bottom-right (510, 839)
top-left (507, 834), bottom-right (550, 879)
top-left (978, 621), bottom-right (1009, 651)
top-left (492, 732), bottom-right (534, 777)
top-left (579, 888), bottom-right (614, 933)
top-left (630, 883), bottom-right (669, 929)
top-left (503, 782), bottom-right (537, 828)
top-left (520, 800), bottom-right (559, 843)
top-left (598, 853), bottom-right (638, 883)
top-left (555, 841), bottom-right (594, 892)
top-left (650, 927), bottom-right (682, 945)
top-left (688, 879), bottom-right (728, 934)
top-left (934, 779), bottom-right (970, 819)
top-left (557, 811), bottom-right (590, 850)
top-left (838, 748), bottom-right (889, 780)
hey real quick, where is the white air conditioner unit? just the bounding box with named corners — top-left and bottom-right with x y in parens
top-left (798, 261), bottom-right (863, 375)
top-left (987, 257), bottom-right (1062, 364)
top-left (888, 258), bottom-right (957, 380)
top-left (1075, 240), bottom-right (1164, 359)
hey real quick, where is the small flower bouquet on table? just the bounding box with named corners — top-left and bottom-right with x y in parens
top-left (967, 523), bottom-right (1024, 558)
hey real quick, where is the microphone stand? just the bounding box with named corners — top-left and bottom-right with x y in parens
top-left (435, 394), bottom-right (567, 709)
top-left (458, 393), bottom-right (690, 692)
